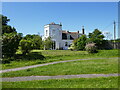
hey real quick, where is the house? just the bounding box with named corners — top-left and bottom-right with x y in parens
top-left (42, 22), bottom-right (85, 50)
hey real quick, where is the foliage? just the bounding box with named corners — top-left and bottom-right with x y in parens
top-left (23, 34), bottom-right (43, 49)
top-left (2, 15), bottom-right (22, 64)
top-left (2, 15), bottom-right (17, 34)
top-left (2, 32), bottom-right (22, 58)
top-left (19, 34), bottom-right (43, 55)
top-left (2, 15), bottom-right (10, 25)
top-left (68, 43), bottom-right (75, 50)
top-left (88, 29), bottom-right (105, 49)
top-left (19, 39), bottom-right (33, 55)
top-left (85, 43), bottom-right (98, 53)
top-left (44, 37), bottom-right (53, 50)
top-left (76, 35), bottom-right (87, 50)
top-left (2, 25), bottom-right (17, 34)
top-left (71, 38), bottom-right (79, 50)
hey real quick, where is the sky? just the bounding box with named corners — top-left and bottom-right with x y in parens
top-left (2, 2), bottom-right (119, 39)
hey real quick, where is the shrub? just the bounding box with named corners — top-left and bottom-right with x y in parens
top-left (77, 35), bottom-right (87, 50)
top-left (19, 39), bottom-right (33, 55)
top-left (85, 43), bottom-right (98, 53)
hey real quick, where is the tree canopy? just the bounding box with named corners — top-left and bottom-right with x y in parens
top-left (2, 15), bottom-right (22, 58)
top-left (88, 29), bottom-right (105, 49)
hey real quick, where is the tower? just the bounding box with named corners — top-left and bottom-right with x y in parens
top-left (44, 22), bottom-right (62, 49)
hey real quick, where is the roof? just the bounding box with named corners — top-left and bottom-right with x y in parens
top-left (44, 22), bottom-right (60, 26)
top-left (62, 30), bottom-right (79, 34)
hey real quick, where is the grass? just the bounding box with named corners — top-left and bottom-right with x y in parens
top-left (2, 76), bottom-right (118, 88)
top-left (1, 49), bottom-right (118, 70)
top-left (2, 58), bottom-right (118, 77)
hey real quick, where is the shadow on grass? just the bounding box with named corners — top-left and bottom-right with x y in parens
top-left (2, 52), bottom-right (45, 64)
top-left (15, 52), bottom-right (45, 60)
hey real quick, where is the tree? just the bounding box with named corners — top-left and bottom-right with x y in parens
top-left (2, 15), bottom-right (10, 25)
top-left (2, 32), bottom-right (22, 57)
top-left (19, 39), bottom-right (33, 55)
top-left (44, 37), bottom-right (53, 50)
top-left (2, 15), bottom-right (22, 58)
top-left (19, 34), bottom-right (43, 55)
top-left (32, 35), bottom-right (42, 49)
top-left (77, 35), bottom-right (87, 50)
top-left (23, 34), bottom-right (43, 49)
top-left (2, 15), bottom-right (17, 34)
top-left (88, 29), bottom-right (105, 49)
top-left (70, 38), bottom-right (78, 50)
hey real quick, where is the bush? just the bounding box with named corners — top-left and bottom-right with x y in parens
top-left (85, 43), bottom-right (98, 53)
top-left (77, 35), bottom-right (87, 50)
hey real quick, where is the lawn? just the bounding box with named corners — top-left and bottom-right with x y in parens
top-left (2, 76), bottom-right (118, 88)
top-left (1, 49), bottom-right (118, 70)
top-left (2, 58), bottom-right (118, 77)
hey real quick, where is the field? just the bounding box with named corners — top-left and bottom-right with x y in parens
top-left (1, 49), bottom-right (119, 88)
top-left (2, 77), bottom-right (118, 88)
top-left (2, 58), bottom-right (118, 77)
top-left (2, 49), bottom-right (118, 70)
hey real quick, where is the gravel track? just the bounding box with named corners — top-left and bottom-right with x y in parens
top-left (1, 73), bottom-right (118, 82)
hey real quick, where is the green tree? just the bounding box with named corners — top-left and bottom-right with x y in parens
top-left (88, 29), bottom-right (105, 49)
top-left (44, 37), bottom-right (53, 50)
top-left (70, 38), bottom-right (78, 50)
top-left (19, 39), bottom-right (33, 55)
top-left (2, 15), bottom-right (22, 58)
top-left (2, 15), bottom-right (17, 34)
top-left (32, 35), bottom-right (42, 49)
top-left (19, 34), bottom-right (43, 55)
top-left (2, 32), bottom-right (22, 58)
top-left (77, 35), bottom-right (87, 50)
top-left (23, 34), bottom-right (43, 49)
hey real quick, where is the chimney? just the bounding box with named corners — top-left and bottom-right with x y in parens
top-left (78, 31), bottom-right (79, 33)
top-left (82, 26), bottom-right (85, 34)
top-left (60, 22), bottom-right (62, 26)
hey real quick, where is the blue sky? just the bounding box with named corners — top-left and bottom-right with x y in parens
top-left (2, 2), bottom-right (118, 39)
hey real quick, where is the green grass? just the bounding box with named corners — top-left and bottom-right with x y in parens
top-left (2, 58), bottom-right (118, 77)
top-left (2, 76), bottom-right (118, 88)
top-left (2, 49), bottom-right (118, 70)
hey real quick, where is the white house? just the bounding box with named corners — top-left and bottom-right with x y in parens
top-left (42, 22), bottom-right (85, 50)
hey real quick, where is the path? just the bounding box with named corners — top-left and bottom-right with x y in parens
top-left (1, 74), bottom-right (118, 82)
top-left (0, 57), bottom-right (117, 73)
